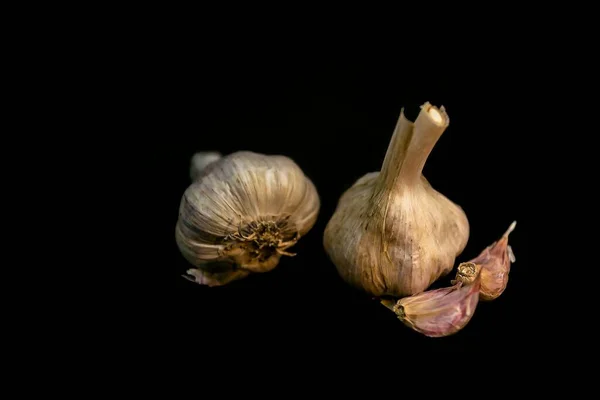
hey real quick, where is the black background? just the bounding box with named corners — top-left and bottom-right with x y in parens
top-left (133, 52), bottom-right (537, 366)
top-left (4, 7), bottom-right (577, 390)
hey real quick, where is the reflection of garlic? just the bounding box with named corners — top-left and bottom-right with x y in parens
top-left (381, 270), bottom-right (481, 338)
top-left (324, 102), bottom-right (469, 297)
top-left (453, 221), bottom-right (516, 300)
top-left (176, 151), bottom-right (320, 287)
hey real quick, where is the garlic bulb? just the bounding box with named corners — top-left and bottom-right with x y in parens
top-left (176, 151), bottom-right (320, 286)
top-left (323, 102), bottom-right (469, 297)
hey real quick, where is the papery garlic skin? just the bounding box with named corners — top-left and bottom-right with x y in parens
top-left (455, 221), bottom-right (516, 301)
top-left (190, 151), bottom-right (222, 181)
top-left (324, 103), bottom-right (469, 297)
top-left (383, 271), bottom-right (481, 338)
top-left (176, 151), bottom-right (320, 286)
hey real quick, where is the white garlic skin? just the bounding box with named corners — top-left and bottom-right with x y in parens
top-left (323, 103), bottom-right (469, 297)
top-left (176, 151), bottom-right (320, 286)
top-left (190, 151), bottom-right (222, 181)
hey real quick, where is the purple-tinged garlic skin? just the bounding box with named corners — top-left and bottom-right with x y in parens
top-left (383, 271), bottom-right (481, 338)
top-left (455, 221), bottom-right (516, 301)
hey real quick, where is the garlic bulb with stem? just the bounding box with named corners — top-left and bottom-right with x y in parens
top-left (176, 151), bottom-right (320, 287)
top-left (323, 102), bottom-right (469, 297)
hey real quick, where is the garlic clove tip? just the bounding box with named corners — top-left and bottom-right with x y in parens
top-left (504, 220), bottom-right (517, 237)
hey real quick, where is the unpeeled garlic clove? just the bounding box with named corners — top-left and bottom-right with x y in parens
top-left (382, 271), bottom-right (481, 337)
top-left (190, 151), bottom-right (222, 181)
top-left (453, 221), bottom-right (516, 301)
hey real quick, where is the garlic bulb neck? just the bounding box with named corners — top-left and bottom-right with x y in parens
top-left (377, 103), bottom-right (449, 193)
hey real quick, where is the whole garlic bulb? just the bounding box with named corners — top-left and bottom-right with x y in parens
top-left (176, 151), bottom-right (320, 286)
top-left (323, 102), bottom-right (469, 297)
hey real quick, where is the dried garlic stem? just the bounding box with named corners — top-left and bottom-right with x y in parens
top-left (377, 102), bottom-right (449, 192)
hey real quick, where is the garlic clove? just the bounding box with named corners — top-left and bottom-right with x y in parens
top-left (184, 268), bottom-right (250, 287)
top-left (383, 271), bottom-right (481, 338)
top-left (190, 151), bottom-right (222, 181)
top-left (454, 221), bottom-right (516, 301)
